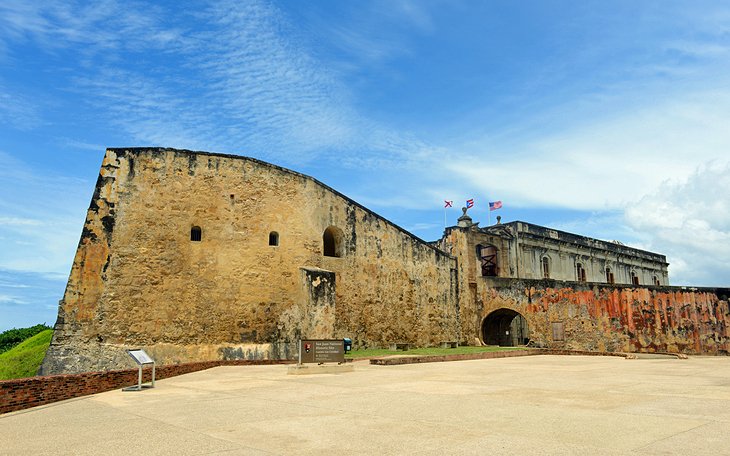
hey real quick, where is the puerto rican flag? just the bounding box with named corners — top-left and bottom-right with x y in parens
top-left (444, 200), bottom-right (453, 208)
top-left (466, 198), bottom-right (474, 209)
top-left (489, 200), bottom-right (502, 211)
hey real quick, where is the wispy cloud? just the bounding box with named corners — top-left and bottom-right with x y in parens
top-left (0, 217), bottom-right (43, 226)
top-left (0, 151), bottom-right (88, 276)
top-left (0, 83), bottom-right (39, 130)
top-left (0, 294), bottom-right (28, 305)
top-left (0, 1), bottom-right (181, 56)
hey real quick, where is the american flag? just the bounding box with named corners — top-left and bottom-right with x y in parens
top-left (489, 200), bottom-right (502, 211)
top-left (444, 200), bottom-right (453, 208)
top-left (466, 199), bottom-right (474, 208)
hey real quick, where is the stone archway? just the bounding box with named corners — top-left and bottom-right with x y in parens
top-left (481, 308), bottom-right (530, 346)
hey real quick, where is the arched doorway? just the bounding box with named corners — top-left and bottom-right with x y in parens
top-left (481, 308), bottom-right (530, 346)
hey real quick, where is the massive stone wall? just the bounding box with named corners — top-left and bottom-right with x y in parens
top-left (475, 278), bottom-right (730, 354)
top-left (41, 148), bottom-right (458, 374)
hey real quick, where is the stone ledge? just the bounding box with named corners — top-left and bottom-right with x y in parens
top-left (370, 349), bottom-right (541, 365)
top-left (287, 364), bottom-right (355, 375)
top-left (368, 348), bottom-right (690, 366)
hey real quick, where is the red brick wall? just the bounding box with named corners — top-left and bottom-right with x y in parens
top-left (0, 359), bottom-right (292, 415)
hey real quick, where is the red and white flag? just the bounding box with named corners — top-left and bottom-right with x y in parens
top-left (444, 200), bottom-right (453, 208)
top-left (489, 200), bottom-right (502, 211)
top-left (466, 199), bottom-right (474, 209)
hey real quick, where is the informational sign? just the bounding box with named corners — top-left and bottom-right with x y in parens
top-left (299, 339), bottom-right (345, 364)
top-left (124, 349), bottom-right (156, 391)
top-left (127, 349), bottom-right (154, 365)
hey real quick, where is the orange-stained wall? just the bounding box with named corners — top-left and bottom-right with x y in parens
top-left (475, 277), bottom-right (730, 354)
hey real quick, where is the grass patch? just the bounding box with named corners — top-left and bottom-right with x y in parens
top-left (345, 345), bottom-right (527, 359)
top-left (0, 329), bottom-right (53, 380)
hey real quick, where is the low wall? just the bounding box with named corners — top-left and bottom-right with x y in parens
top-left (0, 359), bottom-right (292, 415)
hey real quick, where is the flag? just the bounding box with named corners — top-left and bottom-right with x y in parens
top-left (466, 199), bottom-right (474, 209)
top-left (489, 200), bottom-right (502, 211)
top-left (444, 200), bottom-right (453, 208)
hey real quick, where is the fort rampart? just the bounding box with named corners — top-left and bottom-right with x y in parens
top-left (40, 148), bottom-right (729, 374)
top-left (41, 148), bottom-right (458, 374)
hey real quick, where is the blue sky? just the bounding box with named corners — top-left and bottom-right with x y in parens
top-left (1, 1), bottom-right (729, 331)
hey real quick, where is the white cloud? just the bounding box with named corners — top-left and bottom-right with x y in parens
top-left (625, 163), bottom-right (730, 286)
top-left (447, 91), bottom-right (730, 211)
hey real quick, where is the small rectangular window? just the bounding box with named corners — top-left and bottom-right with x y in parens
top-left (552, 322), bottom-right (565, 341)
top-left (542, 257), bottom-right (550, 279)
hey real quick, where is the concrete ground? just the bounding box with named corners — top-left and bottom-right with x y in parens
top-left (2, 355), bottom-right (730, 455)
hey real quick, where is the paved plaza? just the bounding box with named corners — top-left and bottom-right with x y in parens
top-left (2, 355), bottom-right (730, 455)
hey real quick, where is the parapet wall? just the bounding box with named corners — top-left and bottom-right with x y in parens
top-left (477, 278), bottom-right (730, 354)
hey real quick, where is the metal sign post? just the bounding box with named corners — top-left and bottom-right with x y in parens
top-left (123, 349), bottom-right (156, 391)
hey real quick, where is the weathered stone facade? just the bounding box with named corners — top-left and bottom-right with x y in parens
top-left (439, 217), bottom-right (669, 285)
top-left (41, 148), bottom-right (730, 374)
top-left (41, 148), bottom-right (458, 374)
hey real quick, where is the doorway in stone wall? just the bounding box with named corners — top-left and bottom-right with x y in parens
top-left (481, 308), bottom-right (530, 346)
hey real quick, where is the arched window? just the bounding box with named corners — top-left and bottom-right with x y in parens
top-left (631, 271), bottom-right (640, 285)
top-left (323, 226), bottom-right (344, 257)
top-left (576, 263), bottom-right (586, 282)
top-left (269, 231), bottom-right (279, 246)
top-left (606, 267), bottom-right (615, 284)
top-left (541, 257), bottom-right (550, 279)
top-left (653, 276), bottom-right (660, 286)
top-left (190, 226), bottom-right (202, 242)
top-left (477, 244), bottom-right (499, 277)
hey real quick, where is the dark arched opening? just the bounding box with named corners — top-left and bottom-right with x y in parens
top-left (323, 226), bottom-right (344, 257)
top-left (481, 308), bottom-right (530, 346)
top-left (190, 226), bottom-right (202, 242)
top-left (269, 231), bottom-right (279, 246)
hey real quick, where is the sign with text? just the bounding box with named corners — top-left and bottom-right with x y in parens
top-left (299, 339), bottom-right (345, 364)
top-left (127, 349), bottom-right (154, 365)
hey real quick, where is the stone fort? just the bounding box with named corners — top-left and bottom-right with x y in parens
top-left (40, 148), bottom-right (730, 374)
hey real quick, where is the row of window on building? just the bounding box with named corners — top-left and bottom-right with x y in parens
top-left (550, 258), bottom-right (660, 286)
top-left (189, 226), bottom-right (344, 257)
top-left (477, 243), bottom-right (660, 285)
top-left (544, 256), bottom-right (660, 286)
